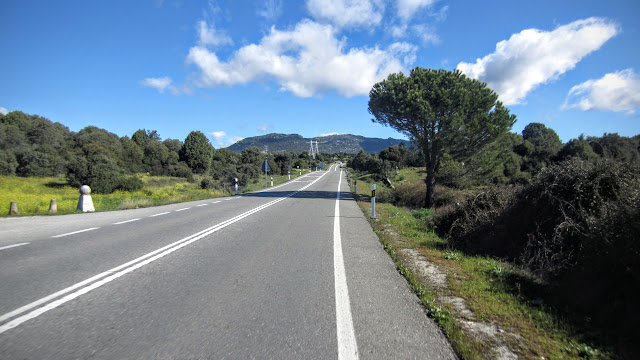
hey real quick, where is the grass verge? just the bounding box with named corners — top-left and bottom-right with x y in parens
top-left (349, 172), bottom-right (613, 360)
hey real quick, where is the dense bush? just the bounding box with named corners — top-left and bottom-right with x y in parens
top-left (434, 158), bottom-right (640, 345)
top-left (115, 175), bottom-right (144, 192)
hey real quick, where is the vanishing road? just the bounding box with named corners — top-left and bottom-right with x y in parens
top-left (0, 164), bottom-right (455, 359)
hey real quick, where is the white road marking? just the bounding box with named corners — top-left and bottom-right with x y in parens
top-left (0, 170), bottom-right (331, 334)
top-left (174, 207), bottom-right (190, 212)
top-left (0, 243), bottom-right (29, 251)
top-left (51, 227), bottom-right (99, 238)
top-left (196, 204), bottom-right (209, 207)
top-left (334, 169), bottom-right (359, 359)
top-left (149, 212), bottom-right (170, 217)
top-left (211, 201), bottom-right (221, 204)
top-left (113, 218), bottom-right (140, 225)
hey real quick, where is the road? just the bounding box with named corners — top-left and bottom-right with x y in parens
top-left (0, 164), bottom-right (455, 359)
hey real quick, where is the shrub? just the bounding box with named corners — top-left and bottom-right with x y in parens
top-left (200, 177), bottom-right (217, 190)
top-left (115, 175), bottom-right (144, 192)
top-left (435, 158), bottom-right (640, 350)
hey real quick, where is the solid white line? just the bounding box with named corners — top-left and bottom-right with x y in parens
top-left (0, 243), bottom-right (29, 251)
top-left (51, 227), bottom-right (99, 238)
top-left (0, 170), bottom-right (331, 334)
top-left (149, 212), bottom-right (170, 217)
top-left (196, 204), bottom-right (209, 207)
top-left (113, 218), bottom-right (140, 225)
top-left (174, 207), bottom-right (190, 212)
top-left (334, 169), bottom-right (359, 359)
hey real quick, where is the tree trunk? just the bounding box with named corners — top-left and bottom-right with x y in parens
top-left (425, 155), bottom-right (436, 209)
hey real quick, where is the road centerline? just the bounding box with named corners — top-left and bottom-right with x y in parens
top-left (0, 243), bottom-right (29, 251)
top-left (0, 170), bottom-right (331, 335)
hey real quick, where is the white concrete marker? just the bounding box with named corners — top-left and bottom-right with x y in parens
top-left (333, 169), bottom-right (359, 360)
top-left (0, 243), bottom-right (29, 251)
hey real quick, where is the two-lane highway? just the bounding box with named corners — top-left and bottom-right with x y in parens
top-left (0, 164), bottom-right (455, 359)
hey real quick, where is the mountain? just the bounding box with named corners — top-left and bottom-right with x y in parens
top-left (226, 133), bottom-right (409, 154)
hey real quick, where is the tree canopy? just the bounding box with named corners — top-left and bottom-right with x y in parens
top-left (368, 68), bottom-right (516, 207)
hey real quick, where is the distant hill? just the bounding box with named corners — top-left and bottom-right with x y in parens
top-left (226, 133), bottom-right (410, 154)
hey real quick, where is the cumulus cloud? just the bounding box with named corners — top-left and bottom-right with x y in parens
top-left (397, 0), bottom-right (437, 21)
top-left (186, 20), bottom-right (416, 97)
top-left (457, 17), bottom-right (619, 105)
top-left (209, 131), bottom-right (244, 147)
top-left (562, 69), bottom-right (640, 114)
top-left (319, 132), bottom-right (343, 136)
top-left (257, 0), bottom-right (283, 22)
top-left (0, 107), bottom-right (8, 115)
top-left (257, 124), bottom-right (274, 133)
top-left (197, 20), bottom-right (232, 47)
top-left (306, 0), bottom-right (384, 29)
top-left (140, 77), bottom-right (180, 95)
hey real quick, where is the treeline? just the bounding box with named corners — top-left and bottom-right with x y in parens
top-left (349, 122), bottom-right (640, 188)
top-left (0, 111), bottom-right (336, 193)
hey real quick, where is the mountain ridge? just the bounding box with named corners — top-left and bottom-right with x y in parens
top-left (226, 133), bottom-right (409, 154)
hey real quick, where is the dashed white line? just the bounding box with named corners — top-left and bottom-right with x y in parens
top-left (0, 243), bottom-right (29, 251)
top-left (113, 218), bottom-right (140, 225)
top-left (51, 227), bottom-right (99, 238)
top-left (149, 212), bottom-right (170, 217)
top-left (174, 208), bottom-right (190, 212)
top-left (211, 201), bottom-right (221, 204)
top-left (197, 204), bottom-right (209, 207)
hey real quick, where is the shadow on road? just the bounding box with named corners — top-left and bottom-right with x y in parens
top-left (242, 190), bottom-right (355, 200)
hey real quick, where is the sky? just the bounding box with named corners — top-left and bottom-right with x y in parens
top-left (1, 0), bottom-right (639, 148)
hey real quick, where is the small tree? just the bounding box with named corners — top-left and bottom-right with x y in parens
top-left (180, 131), bottom-right (214, 174)
top-left (369, 68), bottom-right (516, 208)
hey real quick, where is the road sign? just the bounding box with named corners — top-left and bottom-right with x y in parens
top-left (261, 159), bottom-right (271, 172)
top-left (318, 163), bottom-right (325, 169)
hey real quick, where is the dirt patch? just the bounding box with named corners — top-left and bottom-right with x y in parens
top-left (399, 248), bottom-right (519, 359)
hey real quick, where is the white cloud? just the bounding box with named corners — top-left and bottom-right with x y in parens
top-left (257, 124), bottom-right (274, 133)
top-left (197, 20), bottom-right (232, 47)
top-left (257, 0), bottom-right (282, 22)
top-left (457, 17), bottom-right (619, 105)
top-left (140, 77), bottom-right (180, 94)
top-left (307, 0), bottom-right (384, 29)
top-left (562, 69), bottom-right (640, 114)
top-left (209, 131), bottom-right (244, 147)
top-left (0, 107), bottom-right (8, 115)
top-left (397, 0), bottom-right (437, 21)
top-left (186, 20), bottom-right (415, 97)
top-left (320, 132), bottom-right (343, 136)
top-left (412, 24), bottom-right (440, 45)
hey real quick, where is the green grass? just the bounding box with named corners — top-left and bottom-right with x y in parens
top-left (348, 168), bottom-right (613, 359)
top-left (1, 170), bottom-right (316, 216)
top-left (1, 174), bottom-right (229, 216)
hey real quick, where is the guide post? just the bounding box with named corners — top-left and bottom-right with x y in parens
top-left (371, 184), bottom-right (376, 219)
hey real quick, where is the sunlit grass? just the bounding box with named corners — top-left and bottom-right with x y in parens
top-left (0, 175), bottom-right (228, 216)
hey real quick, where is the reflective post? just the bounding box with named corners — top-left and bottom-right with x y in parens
top-left (371, 184), bottom-right (376, 219)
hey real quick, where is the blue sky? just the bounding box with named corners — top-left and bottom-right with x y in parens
top-left (1, 0), bottom-right (639, 147)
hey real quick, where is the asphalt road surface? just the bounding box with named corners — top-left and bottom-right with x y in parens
top-left (0, 164), bottom-right (456, 359)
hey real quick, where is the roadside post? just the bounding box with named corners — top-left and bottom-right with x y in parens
top-left (288, 171), bottom-right (291, 180)
top-left (371, 184), bottom-right (376, 219)
top-left (234, 177), bottom-right (238, 195)
top-left (354, 179), bottom-right (357, 194)
top-left (270, 176), bottom-right (273, 187)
